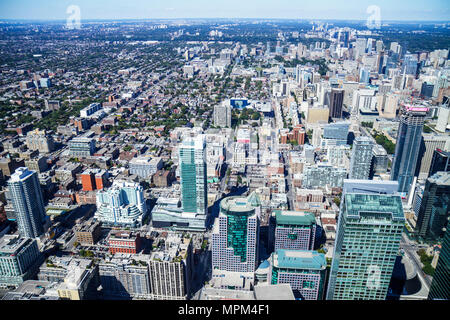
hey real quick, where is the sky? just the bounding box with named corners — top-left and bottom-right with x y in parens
top-left (0, 0), bottom-right (449, 21)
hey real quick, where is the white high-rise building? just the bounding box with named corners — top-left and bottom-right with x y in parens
top-left (349, 137), bottom-right (374, 180)
top-left (8, 168), bottom-right (46, 239)
top-left (436, 105), bottom-right (450, 133)
top-left (352, 89), bottom-right (377, 114)
top-left (214, 103), bottom-right (232, 128)
top-left (95, 180), bottom-right (147, 227)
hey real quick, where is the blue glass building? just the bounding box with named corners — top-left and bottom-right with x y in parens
top-left (323, 122), bottom-right (350, 145)
top-left (415, 172), bottom-right (450, 242)
top-left (391, 106), bottom-right (428, 193)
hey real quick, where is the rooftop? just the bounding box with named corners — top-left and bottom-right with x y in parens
top-left (74, 219), bottom-right (101, 233)
top-left (272, 249), bottom-right (326, 270)
top-left (344, 193), bottom-right (404, 222)
top-left (108, 230), bottom-right (139, 240)
top-left (129, 156), bottom-right (162, 165)
top-left (220, 192), bottom-right (261, 216)
top-left (42, 256), bottom-right (93, 271)
top-left (8, 167), bottom-right (35, 183)
top-left (254, 284), bottom-right (295, 300)
top-left (0, 235), bottom-right (32, 254)
top-left (428, 171), bottom-right (450, 186)
top-left (275, 210), bottom-right (316, 226)
top-left (180, 134), bottom-right (205, 150)
top-left (150, 232), bottom-right (191, 263)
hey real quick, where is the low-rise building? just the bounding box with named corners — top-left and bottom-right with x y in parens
top-left (129, 156), bottom-right (163, 179)
top-left (152, 169), bottom-right (175, 187)
top-left (108, 230), bottom-right (142, 254)
top-left (38, 256), bottom-right (99, 300)
top-left (74, 219), bottom-right (102, 245)
top-left (269, 249), bottom-right (327, 300)
top-left (68, 137), bottom-right (96, 158)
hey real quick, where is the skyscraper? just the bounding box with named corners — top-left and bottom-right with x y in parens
top-left (429, 149), bottom-right (450, 177)
top-left (377, 51), bottom-right (385, 74)
top-left (274, 210), bottom-right (316, 251)
top-left (403, 54), bottom-right (419, 76)
top-left (416, 134), bottom-right (450, 179)
top-left (211, 193), bottom-right (261, 288)
top-left (420, 82), bottom-right (435, 99)
top-left (8, 167), bottom-right (46, 239)
top-left (372, 144), bottom-right (389, 176)
top-left (179, 134), bottom-right (208, 216)
top-left (213, 103), bottom-right (232, 128)
top-left (149, 233), bottom-right (193, 300)
top-left (415, 172), bottom-right (450, 242)
top-left (391, 105), bottom-right (428, 193)
top-left (436, 104), bottom-right (449, 133)
top-left (329, 88), bottom-right (344, 119)
top-left (428, 228), bottom-right (450, 300)
top-left (355, 38), bottom-right (367, 58)
top-left (349, 137), bottom-right (374, 180)
top-left (359, 67), bottom-right (370, 84)
top-left (326, 180), bottom-right (404, 300)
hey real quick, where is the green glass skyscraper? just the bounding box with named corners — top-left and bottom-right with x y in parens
top-left (179, 134), bottom-right (207, 215)
top-left (212, 193), bottom-right (261, 275)
top-left (326, 180), bottom-right (405, 300)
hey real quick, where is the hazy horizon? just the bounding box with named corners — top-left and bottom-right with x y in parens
top-left (0, 0), bottom-right (449, 22)
top-left (0, 17), bottom-right (449, 23)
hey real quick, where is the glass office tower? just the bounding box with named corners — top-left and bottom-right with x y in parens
top-left (428, 228), bottom-right (450, 300)
top-left (329, 88), bottom-right (344, 119)
top-left (429, 149), bottom-right (450, 177)
top-left (179, 134), bottom-right (207, 215)
top-left (212, 192), bottom-right (261, 273)
top-left (415, 172), bottom-right (450, 242)
top-left (391, 106), bottom-right (428, 193)
top-left (326, 180), bottom-right (405, 300)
